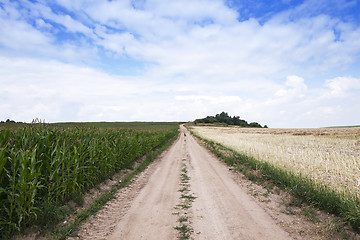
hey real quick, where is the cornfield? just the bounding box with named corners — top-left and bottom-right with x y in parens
top-left (0, 124), bottom-right (178, 235)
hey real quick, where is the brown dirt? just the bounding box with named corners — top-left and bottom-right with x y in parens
top-left (68, 125), bottom-right (360, 240)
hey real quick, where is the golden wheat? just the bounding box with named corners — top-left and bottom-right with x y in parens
top-left (192, 126), bottom-right (360, 198)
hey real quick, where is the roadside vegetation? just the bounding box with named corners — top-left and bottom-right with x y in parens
top-left (189, 125), bottom-right (360, 233)
top-left (0, 121), bottom-right (179, 238)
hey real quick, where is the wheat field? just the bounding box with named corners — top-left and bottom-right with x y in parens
top-left (191, 126), bottom-right (360, 198)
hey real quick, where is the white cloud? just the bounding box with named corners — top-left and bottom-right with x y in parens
top-left (175, 95), bottom-right (242, 104)
top-left (20, 1), bottom-right (93, 36)
top-left (0, 1), bottom-right (97, 62)
top-left (144, 0), bottom-right (238, 25)
top-left (35, 19), bottom-right (52, 29)
top-left (1, 1), bottom-right (360, 127)
top-left (275, 75), bottom-right (307, 98)
top-left (324, 76), bottom-right (360, 98)
top-left (3, 0), bottom-right (360, 75)
top-left (1, 56), bottom-right (359, 127)
top-left (0, 4), bottom-right (52, 51)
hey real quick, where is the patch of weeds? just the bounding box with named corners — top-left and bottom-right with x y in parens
top-left (177, 203), bottom-right (191, 209)
top-left (303, 207), bottom-right (320, 223)
top-left (179, 187), bottom-right (189, 193)
top-left (181, 194), bottom-right (196, 201)
top-left (341, 232), bottom-right (351, 240)
top-left (175, 160), bottom-right (195, 240)
top-left (181, 174), bottom-right (190, 183)
top-left (324, 219), bottom-right (346, 234)
top-left (178, 217), bottom-right (188, 223)
top-left (174, 224), bottom-right (191, 240)
top-left (285, 206), bottom-right (296, 215)
top-left (263, 189), bottom-right (271, 197)
top-left (181, 183), bottom-right (190, 187)
top-left (319, 219), bottom-right (351, 239)
top-left (283, 197), bottom-right (302, 215)
top-left (274, 187), bottom-right (281, 195)
top-left (72, 192), bottom-right (85, 207)
top-left (33, 202), bottom-right (67, 232)
top-left (287, 196), bottom-right (303, 208)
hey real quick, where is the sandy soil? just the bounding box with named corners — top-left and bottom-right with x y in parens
top-left (186, 132), bottom-right (290, 240)
top-left (69, 125), bottom-right (359, 240)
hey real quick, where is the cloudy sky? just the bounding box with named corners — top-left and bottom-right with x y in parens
top-left (1, 0), bottom-right (360, 127)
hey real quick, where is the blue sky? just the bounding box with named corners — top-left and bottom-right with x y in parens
top-left (1, 0), bottom-right (360, 127)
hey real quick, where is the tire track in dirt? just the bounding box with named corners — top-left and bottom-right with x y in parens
top-left (186, 130), bottom-right (291, 239)
top-left (106, 131), bottom-right (186, 240)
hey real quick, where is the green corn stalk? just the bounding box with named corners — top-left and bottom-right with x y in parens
top-left (0, 130), bottom-right (10, 234)
top-left (0, 124), bottom-right (178, 236)
top-left (3, 147), bottom-right (41, 234)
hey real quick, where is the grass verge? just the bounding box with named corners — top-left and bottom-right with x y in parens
top-left (50, 132), bottom-right (179, 240)
top-left (174, 160), bottom-right (196, 240)
top-left (190, 132), bottom-right (360, 233)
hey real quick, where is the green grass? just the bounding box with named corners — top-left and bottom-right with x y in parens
top-left (324, 125), bottom-right (360, 128)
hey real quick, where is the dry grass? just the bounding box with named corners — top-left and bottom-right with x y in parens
top-left (191, 126), bottom-right (360, 198)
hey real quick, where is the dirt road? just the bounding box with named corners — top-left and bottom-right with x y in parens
top-left (75, 125), bottom-right (292, 239)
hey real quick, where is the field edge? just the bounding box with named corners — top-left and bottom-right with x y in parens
top-left (187, 127), bottom-right (360, 234)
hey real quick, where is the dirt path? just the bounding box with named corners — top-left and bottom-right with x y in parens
top-left (71, 126), bottom-right (298, 239)
top-left (187, 133), bottom-right (290, 239)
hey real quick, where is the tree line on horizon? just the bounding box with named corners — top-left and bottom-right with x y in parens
top-left (0, 119), bottom-right (22, 124)
top-left (194, 112), bottom-right (267, 128)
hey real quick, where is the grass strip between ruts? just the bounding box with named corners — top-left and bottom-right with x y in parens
top-left (52, 133), bottom-right (179, 240)
top-left (190, 131), bottom-right (360, 233)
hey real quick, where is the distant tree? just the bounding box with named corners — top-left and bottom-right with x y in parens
top-left (205, 116), bottom-right (218, 123)
top-left (194, 112), bottom-right (266, 128)
top-left (249, 122), bottom-right (262, 128)
top-left (215, 112), bottom-right (230, 123)
top-left (5, 119), bottom-right (15, 123)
